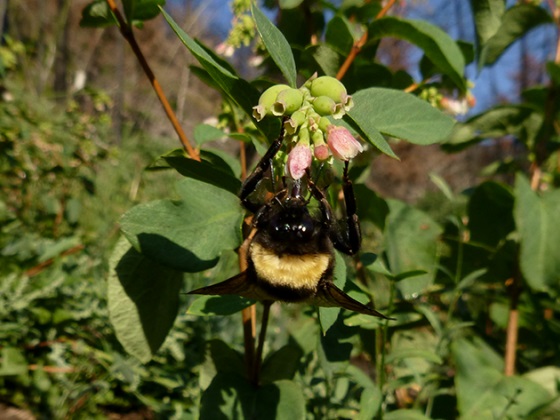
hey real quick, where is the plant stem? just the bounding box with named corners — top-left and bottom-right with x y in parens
top-left (104, 0), bottom-right (199, 160)
top-left (336, 0), bottom-right (398, 80)
top-left (253, 301), bottom-right (272, 385)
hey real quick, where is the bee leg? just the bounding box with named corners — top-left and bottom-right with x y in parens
top-left (240, 119), bottom-right (287, 213)
top-left (338, 160), bottom-right (362, 255)
top-left (307, 161), bottom-right (361, 255)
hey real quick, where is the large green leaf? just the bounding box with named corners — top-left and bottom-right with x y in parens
top-left (348, 88), bottom-right (455, 148)
top-left (453, 336), bottom-right (553, 418)
top-left (108, 237), bottom-right (183, 363)
top-left (480, 4), bottom-right (553, 67)
top-left (368, 17), bottom-right (466, 90)
top-left (469, 0), bottom-right (506, 50)
top-left (120, 178), bottom-right (243, 272)
top-left (161, 8), bottom-right (279, 140)
top-left (514, 175), bottom-right (560, 294)
top-left (384, 200), bottom-right (442, 298)
top-left (252, 4), bottom-right (297, 87)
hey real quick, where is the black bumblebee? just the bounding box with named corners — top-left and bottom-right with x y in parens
top-left (189, 126), bottom-right (390, 319)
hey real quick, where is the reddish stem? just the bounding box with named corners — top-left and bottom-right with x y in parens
top-left (105, 0), bottom-right (199, 160)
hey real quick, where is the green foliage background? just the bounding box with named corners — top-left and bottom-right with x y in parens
top-left (2, 0), bottom-right (560, 418)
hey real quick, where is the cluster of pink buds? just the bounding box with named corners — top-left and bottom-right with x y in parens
top-left (252, 75), bottom-right (364, 179)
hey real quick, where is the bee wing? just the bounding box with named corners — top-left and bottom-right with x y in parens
top-left (314, 282), bottom-right (393, 319)
top-left (188, 271), bottom-right (270, 301)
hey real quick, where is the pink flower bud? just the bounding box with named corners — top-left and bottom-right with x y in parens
top-left (286, 144), bottom-right (312, 180)
top-left (314, 144), bottom-right (330, 160)
top-left (326, 126), bottom-right (363, 161)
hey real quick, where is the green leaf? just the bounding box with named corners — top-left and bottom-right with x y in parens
top-left (384, 410), bottom-right (432, 420)
top-left (384, 200), bottom-right (443, 298)
top-left (469, 0), bottom-right (506, 49)
top-left (303, 44), bottom-right (342, 77)
top-left (122, 0), bottom-right (165, 26)
top-left (480, 4), bottom-right (553, 67)
top-left (348, 88), bottom-right (455, 147)
top-left (0, 348), bottom-right (27, 376)
top-left (255, 380), bottom-right (306, 418)
top-left (206, 340), bottom-right (245, 377)
top-left (161, 8), bottom-right (279, 140)
top-left (193, 124), bottom-right (227, 145)
top-left (514, 175), bottom-right (560, 293)
top-left (468, 181), bottom-right (515, 248)
top-left (187, 295), bottom-right (255, 316)
top-left (80, 0), bottom-right (117, 27)
top-left (345, 365), bottom-right (382, 420)
top-left (354, 184), bottom-right (389, 230)
top-left (279, 0), bottom-right (304, 9)
top-left (453, 336), bottom-right (553, 418)
top-left (252, 4), bottom-right (297, 87)
top-left (368, 17), bottom-right (466, 90)
top-left (108, 237), bottom-right (183, 363)
top-left (153, 149), bottom-right (241, 194)
top-left (443, 105), bottom-right (543, 151)
top-left (386, 348), bottom-right (443, 365)
top-left (357, 386), bottom-right (382, 420)
top-left (120, 178), bottom-right (243, 272)
top-left (342, 114), bottom-right (397, 159)
top-left (200, 374), bottom-right (305, 418)
top-left (325, 15), bottom-right (355, 55)
top-left (260, 345), bottom-right (303, 384)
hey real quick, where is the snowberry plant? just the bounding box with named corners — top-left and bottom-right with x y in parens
top-left (81, 0), bottom-right (560, 418)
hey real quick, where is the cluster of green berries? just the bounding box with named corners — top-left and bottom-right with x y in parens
top-left (253, 75), bottom-right (363, 179)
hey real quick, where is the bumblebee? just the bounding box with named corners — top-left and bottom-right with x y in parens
top-left (189, 127), bottom-right (390, 319)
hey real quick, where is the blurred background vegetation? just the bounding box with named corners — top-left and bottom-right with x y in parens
top-left (1, 0), bottom-right (559, 418)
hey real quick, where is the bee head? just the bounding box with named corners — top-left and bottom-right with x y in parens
top-left (264, 196), bottom-right (316, 242)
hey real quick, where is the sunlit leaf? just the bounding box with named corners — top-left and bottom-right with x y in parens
top-left (368, 17), bottom-right (466, 90)
top-left (443, 105), bottom-right (543, 151)
top-left (469, 0), bottom-right (506, 49)
top-left (325, 15), bottom-right (355, 55)
top-left (479, 4), bottom-right (553, 67)
top-left (349, 88), bottom-right (455, 149)
top-left (252, 4), bottom-right (297, 87)
top-left (120, 178), bottom-right (243, 272)
top-left (161, 8), bottom-right (279, 140)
